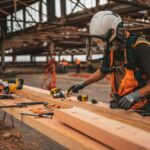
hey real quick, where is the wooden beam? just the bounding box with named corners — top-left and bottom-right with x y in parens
top-left (55, 106), bottom-right (150, 150)
top-left (15, 85), bottom-right (150, 150)
top-left (0, 97), bottom-right (108, 150)
top-left (16, 86), bottom-right (150, 132)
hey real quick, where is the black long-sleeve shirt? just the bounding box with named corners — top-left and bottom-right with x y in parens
top-left (135, 44), bottom-right (150, 79)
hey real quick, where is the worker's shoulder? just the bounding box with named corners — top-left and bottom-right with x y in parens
top-left (134, 36), bottom-right (150, 48)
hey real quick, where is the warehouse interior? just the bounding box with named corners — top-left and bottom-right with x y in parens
top-left (0, 0), bottom-right (150, 150)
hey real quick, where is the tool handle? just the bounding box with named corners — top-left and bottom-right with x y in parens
top-left (21, 112), bottom-right (54, 118)
top-left (5, 79), bottom-right (16, 83)
top-left (17, 102), bottom-right (48, 107)
top-left (39, 112), bottom-right (54, 117)
top-left (0, 105), bottom-right (19, 108)
top-left (0, 102), bottom-right (48, 109)
top-left (17, 79), bottom-right (24, 90)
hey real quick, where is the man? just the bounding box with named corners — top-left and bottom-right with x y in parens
top-left (75, 58), bottom-right (81, 73)
top-left (68, 11), bottom-right (150, 111)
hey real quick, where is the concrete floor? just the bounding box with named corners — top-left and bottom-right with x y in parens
top-left (0, 72), bottom-right (111, 150)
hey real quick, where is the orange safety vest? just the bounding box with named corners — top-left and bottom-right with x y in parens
top-left (110, 33), bottom-right (150, 110)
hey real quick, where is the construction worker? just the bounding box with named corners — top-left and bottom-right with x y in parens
top-left (62, 59), bottom-right (69, 73)
top-left (42, 58), bottom-right (56, 90)
top-left (68, 11), bottom-right (150, 111)
top-left (75, 58), bottom-right (81, 73)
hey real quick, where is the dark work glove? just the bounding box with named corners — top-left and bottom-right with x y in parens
top-left (118, 91), bottom-right (142, 110)
top-left (68, 82), bottom-right (86, 93)
top-left (109, 100), bottom-right (120, 109)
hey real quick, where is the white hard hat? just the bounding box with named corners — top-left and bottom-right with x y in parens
top-left (90, 11), bottom-right (122, 42)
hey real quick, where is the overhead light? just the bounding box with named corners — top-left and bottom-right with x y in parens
top-left (43, 42), bottom-right (48, 47)
top-left (138, 10), bottom-right (147, 14)
top-left (23, 43), bottom-right (27, 47)
top-left (146, 20), bottom-right (149, 23)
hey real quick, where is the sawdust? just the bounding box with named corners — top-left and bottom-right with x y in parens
top-left (0, 121), bottom-right (36, 150)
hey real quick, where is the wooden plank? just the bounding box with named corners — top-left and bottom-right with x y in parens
top-left (0, 97), bottom-right (109, 150)
top-left (68, 97), bottom-right (150, 132)
top-left (15, 85), bottom-right (150, 149)
top-left (16, 85), bottom-right (150, 132)
top-left (55, 106), bottom-right (150, 150)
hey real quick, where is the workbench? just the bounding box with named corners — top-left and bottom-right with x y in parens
top-left (0, 85), bottom-right (150, 150)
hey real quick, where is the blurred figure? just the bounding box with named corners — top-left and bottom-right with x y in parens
top-left (58, 59), bottom-right (69, 73)
top-left (75, 58), bottom-right (81, 73)
top-left (41, 57), bottom-right (56, 90)
top-left (62, 59), bottom-right (69, 73)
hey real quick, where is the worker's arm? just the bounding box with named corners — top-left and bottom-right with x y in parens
top-left (84, 69), bottom-right (106, 86)
top-left (137, 44), bottom-right (150, 97)
top-left (68, 69), bottom-right (107, 93)
top-left (139, 83), bottom-right (150, 98)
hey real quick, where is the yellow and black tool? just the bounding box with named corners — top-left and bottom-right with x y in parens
top-left (0, 78), bottom-right (24, 99)
top-left (50, 88), bottom-right (72, 100)
top-left (77, 95), bottom-right (98, 104)
top-left (50, 88), bottom-right (61, 96)
top-left (7, 78), bottom-right (24, 93)
top-left (77, 95), bottom-right (88, 102)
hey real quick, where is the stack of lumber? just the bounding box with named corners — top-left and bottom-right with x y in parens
top-left (0, 85), bottom-right (150, 150)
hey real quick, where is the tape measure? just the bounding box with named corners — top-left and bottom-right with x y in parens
top-left (77, 95), bottom-right (88, 102)
top-left (77, 95), bottom-right (98, 104)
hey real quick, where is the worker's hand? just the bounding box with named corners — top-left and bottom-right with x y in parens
top-left (118, 91), bottom-right (142, 110)
top-left (109, 100), bottom-right (120, 109)
top-left (68, 82), bottom-right (86, 93)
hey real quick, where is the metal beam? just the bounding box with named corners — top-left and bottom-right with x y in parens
top-left (39, 0), bottom-right (43, 23)
top-left (23, 7), bottom-right (26, 29)
top-left (110, 0), bottom-right (150, 9)
top-left (11, 14), bottom-right (13, 32)
top-left (96, 0), bottom-right (100, 10)
top-left (17, 0), bottom-right (47, 16)
top-left (61, 0), bottom-right (66, 20)
top-left (0, 18), bottom-right (39, 24)
top-left (0, 17), bottom-right (7, 72)
top-left (25, 7), bottom-right (36, 22)
top-left (0, 9), bottom-right (22, 30)
top-left (47, 0), bottom-right (56, 22)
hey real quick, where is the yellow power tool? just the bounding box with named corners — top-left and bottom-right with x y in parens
top-left (5, 78), bottom-right (24, 93)
top-left (0, 78), bottom-right (24, 98)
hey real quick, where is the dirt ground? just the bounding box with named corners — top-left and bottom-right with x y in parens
top-left (0, 72), bottom-right (110, 150)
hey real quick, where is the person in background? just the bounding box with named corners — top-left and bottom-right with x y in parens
top-left (75, 58), bottom-right (81, 73)
top-left (42, 57), bottom-right (56, 90)
top-left (62, 59), bottom-right (69, 73)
